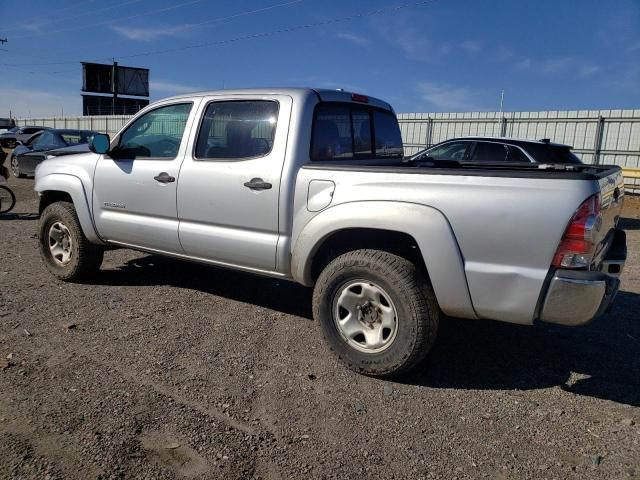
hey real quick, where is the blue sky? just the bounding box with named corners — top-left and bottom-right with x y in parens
top-left (1, 0), bottom-right (639, 117)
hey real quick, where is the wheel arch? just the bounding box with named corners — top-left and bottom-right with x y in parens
top-left (292, 201), bottom-right (477, 319)
top-left (36, 174), bottom-right (104, 244)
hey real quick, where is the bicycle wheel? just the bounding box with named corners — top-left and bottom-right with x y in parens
top-left (0, 185), bottom-right (16, 214)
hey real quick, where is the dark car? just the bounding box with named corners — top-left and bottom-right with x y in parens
top-left (409, 137), bottom-right (583, 164)
top-left (0, 125), bottom-right (47, 150)
top-left (10, 129), bottom-right (97, 178)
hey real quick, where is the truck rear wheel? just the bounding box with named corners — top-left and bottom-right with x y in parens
top-left (313, 249), bottom-right (439, 378)
top-left (39, 201), bottom-right (103, 281)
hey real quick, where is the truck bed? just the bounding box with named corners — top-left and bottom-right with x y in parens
top-left (294, 160), bottom-right (624, 325)
top-left (304, 160), bottom-right (623, 181)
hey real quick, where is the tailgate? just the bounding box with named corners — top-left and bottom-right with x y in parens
top-left (592, 167), bottom-right (625, 267)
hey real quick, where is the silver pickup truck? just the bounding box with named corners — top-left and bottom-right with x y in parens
top-left (34, 88), bottom-right (627, 377)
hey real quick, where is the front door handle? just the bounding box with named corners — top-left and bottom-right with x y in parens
top-left (154, 172), bottom-right (175, 183)
top-left (243, 178), bottom-right (272, 190)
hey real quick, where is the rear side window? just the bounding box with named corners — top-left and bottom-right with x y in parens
top-left (195, 101), bottom-right (279, 160)
top-left (507, 145), bottom-right (531, 162)
top-left (373, 110), bottom-right (403, 158)
top-left (524, 144), bottom-right (582, 164)
top-left (311, 103), bottom-right (403, 161)
top-left (470, 142), bottom-right (509, 162)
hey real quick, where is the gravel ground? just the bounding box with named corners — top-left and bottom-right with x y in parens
top-left (1, 176), bottom-right (639, 480)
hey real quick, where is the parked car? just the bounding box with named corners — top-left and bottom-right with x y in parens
top-left (0, 118), bottom-right (16, 132)
top-left (409, 136), bottom-right (583, 164)
top-left (0, 125), bottom-right (46, 150)
top-left (10, 129), bottom-right (96, 178)
top-left (34, 88), bottom-right (626, 378)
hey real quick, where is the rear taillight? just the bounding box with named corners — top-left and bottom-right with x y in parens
top-left (552, 194), bottom-right (601, 269)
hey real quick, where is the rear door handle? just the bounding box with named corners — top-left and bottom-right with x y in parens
top-left (243, 178), bottom-right (272, 190)
top-left (154, 172), bottom-right (175, 183)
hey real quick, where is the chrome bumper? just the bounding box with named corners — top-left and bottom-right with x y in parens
top-left (540, 229), bottom-right (626, 326)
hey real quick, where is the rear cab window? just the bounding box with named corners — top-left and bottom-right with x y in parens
top-left (311, 103), bottom-right (403, 161)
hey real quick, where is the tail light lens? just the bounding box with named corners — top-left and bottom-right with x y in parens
top-left (552, 194), bottom-right (601, 269)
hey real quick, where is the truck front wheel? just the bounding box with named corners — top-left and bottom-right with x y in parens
top-left (313, 249), bottom-right (439, 378)
top-left (39, 201), bottom-right (103, 281)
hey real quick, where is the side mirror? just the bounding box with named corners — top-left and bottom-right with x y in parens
top-left (89, 133), bottom-right (110, 154)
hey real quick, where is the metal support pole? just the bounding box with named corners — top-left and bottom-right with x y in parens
top-left (426, 116), bottom-right (433, 147)
top-left (593, 115), bottom-right (605, 165)
top-left (112, 60), bottom-right (118, 116)
top-left (500, 116), bottom-right (508, 137)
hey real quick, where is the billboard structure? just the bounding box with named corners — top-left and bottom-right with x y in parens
top-left (81, 62), bottom-right (149, 115)
top-left (81, 95), bottom-right (149, 116)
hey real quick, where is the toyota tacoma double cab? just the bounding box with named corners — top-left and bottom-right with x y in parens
top-left (34, 88), bottom-right (627, 377)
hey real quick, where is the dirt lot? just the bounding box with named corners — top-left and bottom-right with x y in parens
top-left (1, 176), bottom-right (639, 480)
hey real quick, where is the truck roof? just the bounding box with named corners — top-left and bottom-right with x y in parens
top-left (162, 87), bottom-right (393, 111)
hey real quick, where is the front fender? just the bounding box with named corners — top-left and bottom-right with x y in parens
top-left (35, 174), bottom-right (103, 244)
top-left (291, 201), bottom-right (477, 319)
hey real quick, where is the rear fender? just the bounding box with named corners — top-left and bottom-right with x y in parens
top-left (291, 201), bottom-right (477, 319)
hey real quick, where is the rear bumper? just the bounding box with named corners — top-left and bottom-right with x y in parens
top-left (540, 229), bottom-right (626, 326)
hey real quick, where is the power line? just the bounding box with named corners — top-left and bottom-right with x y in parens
top-left (4, 0), bottom-right (431, 68)
top-left (190, 0), bottom-right (303, 28)
top-left (11, 0), bottom-right (205, 40)
top-left (2, 0), bottom-right (145, 33)
top-left (1, 0), bottom-right (304, 63)
top-left (112, 0), bottom-right (434, 62)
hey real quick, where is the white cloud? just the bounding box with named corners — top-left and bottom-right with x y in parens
top-left (0, 88), bottom-right (80, 118)
top-left (150, 80), bottom-right (204, 95)
top-left (461, 40), bottom-right (481, 54)
top-left (577, 64), bottom-right (600, 78)
top-left (417, 82), bottom-right (486, 112)
top-left (371, 13), bottom-right (449, 62)
top-left (110, 24), bottom-right (192, 41)
top-left (509, 54), bottom-right (599, 78)
top-left (336, 32), bottom-right (370, 46)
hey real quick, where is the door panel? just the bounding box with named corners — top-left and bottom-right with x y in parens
top-left (92, 101), bottom-right (198, 253)
top-left (21, 152), bottom-right (46, 176)
top-left (177, 96), bottom-right (292, 271)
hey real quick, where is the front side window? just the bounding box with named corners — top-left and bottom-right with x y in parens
top-left (195, 101), bottom-right (279, 160)
top-left (59, 130), bottom-right (91, 145)
top-left (426, 141), bottom-right (471, 161)
top-left (117, 103), bottom-right (192, 159)
top-left (311, 103), bottom-right (403, 161)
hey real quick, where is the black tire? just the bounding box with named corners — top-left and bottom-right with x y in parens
top-left (0, 185), bottom-right (16, 214)
top-left (313, 249), bottom-right (439, 378)
top-left (39, 201), bottom-right (104, 281)
top-left (10, 156), bottom-right (24, 178)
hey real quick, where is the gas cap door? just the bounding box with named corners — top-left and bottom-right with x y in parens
top-left (307, 180), bottom-right (335, 212)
